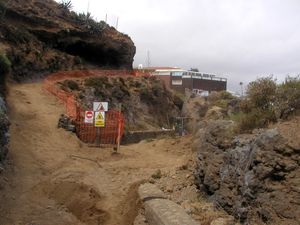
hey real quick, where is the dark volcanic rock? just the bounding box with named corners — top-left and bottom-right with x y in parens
top-left (194, 121), bottom-right (300, 225)
top-left (0, 97), bottom-right (9, 163)
top-left (0, 0), bottom-right (135, 81)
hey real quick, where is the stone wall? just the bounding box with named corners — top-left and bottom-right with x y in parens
top-left (122, 130), bottom-right (175, 144)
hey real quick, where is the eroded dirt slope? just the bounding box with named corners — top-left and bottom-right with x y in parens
top-left (0, 82), bottom-right (188, 225)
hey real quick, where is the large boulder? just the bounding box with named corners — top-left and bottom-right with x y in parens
top-left (194, 121), bottom-right (300, 224)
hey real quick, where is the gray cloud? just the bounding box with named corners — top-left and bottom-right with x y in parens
top-left (66, 0), bottom-right (300, 92)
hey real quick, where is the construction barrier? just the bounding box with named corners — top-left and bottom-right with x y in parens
top-left (76, 108), bottom-right (124, 145)
top-left (43, 70), bottom-right (132, 147)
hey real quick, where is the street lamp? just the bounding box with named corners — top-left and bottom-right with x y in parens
top-left (239, 82), bottom-right (244, 97)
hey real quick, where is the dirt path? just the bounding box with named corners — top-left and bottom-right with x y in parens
top-left (0, 82), bottom-right (190, 225)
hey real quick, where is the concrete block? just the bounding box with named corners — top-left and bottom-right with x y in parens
top-left (138, 183), bottom-right (166, 202)
top-left (145, 199), bottom-right (199, 225)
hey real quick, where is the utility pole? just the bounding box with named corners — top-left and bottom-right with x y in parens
top-left (105, 13), bottom-right (107, 23)
top-left (87, 0), bottom-right (90, 14)
top-left (115, 103), bottom-right (122, 153)
top-left (116, 17), bottom-right (119, 30)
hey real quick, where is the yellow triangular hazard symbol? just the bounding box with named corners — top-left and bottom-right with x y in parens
top-left (96, 112), bottom-right (104, 120)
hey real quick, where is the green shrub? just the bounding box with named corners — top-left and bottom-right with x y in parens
top-left (73, 12), bottom-right (106, 34)
top-left (232, 75), bottom-right (300, 133)
top-left (208, 91), bottom-right (233, 102)
top-left (240, 75), bottom-right (300, 121)
top-left (0, 53), bottom-right (11, 75)
top-left (231, 76), bottom-right (277, 133)
top-left (0, 0), bottom-right (9, 21)
top-left (235, 109), bottom-right (276, 133)
top-left (59, 0), bottom-right (73, 11)
top-left (63, 80), bottom-right (79, 91)
top-left (85, 77), bottom-right (109, 88)
top-left (207, 91), bottom-right (236, 110)
top-left (119, 84), bottom-right (130, 97)
top-left (130, 80), bottom-right (142, 88)
top-left (219, 90), bottom-right (234, 100)
top-left (0, 53), bottom-right (11, 92)
top-left (173, 94), bottom-right (184, 110)
top-left (149, 76), bottom-right (161, 83)
top-left (246, 76), bottom-right (276, 110)
top-left (139, 86), bottom-right (152, 102)
top-left (151, 84), bottom-right (163, 97)
top-left (197, 103), bottom-right (209, 117)
top-left (112, 87), bottom-right (124, 100)
top-left (239, 99), bottom-right (253, 113)
top-left (275, 75), bottom-right (300, 119)
top-left (112, 85), bottom-right (130, 100)
top-left (151, 169), bottom-right (162, 179)
top-left (73, 56), bottom-right (82, 65)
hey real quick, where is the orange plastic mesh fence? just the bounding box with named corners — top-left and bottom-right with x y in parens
top-left (76, 108), bottom-right (125, 145)
top-left (43, 70), bottom-right (133, 146)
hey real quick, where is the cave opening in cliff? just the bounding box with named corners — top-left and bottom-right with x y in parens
top-left (62, 41), bottom-right (121, 68)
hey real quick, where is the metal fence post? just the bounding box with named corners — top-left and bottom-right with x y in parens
top-left (116, 103), bottom-right (122, 153)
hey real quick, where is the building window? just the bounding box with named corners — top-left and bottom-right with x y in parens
top-left (172, 80), bottom-right (183, 85)
top-left (171, 71), bottom-right (184, 77)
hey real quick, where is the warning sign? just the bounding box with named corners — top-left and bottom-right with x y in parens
top-left (84, 111), bottom-right (94, 124)
top-left (95, 111), bottom-right (105, 127)
top-left (93, 102), bottom-right (108, 112)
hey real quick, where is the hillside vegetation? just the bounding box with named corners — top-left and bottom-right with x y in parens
top-left (233, 76), bottom-right (300, 132)
top-left (184, 75), bottom-right (300, 134)
top-left (188, 76), bottom-right (300, 225)
top-left (59, 76), bottom-right (184, 131)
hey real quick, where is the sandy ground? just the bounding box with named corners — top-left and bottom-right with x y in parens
top-left (0, 82), bottom-right (192, 225)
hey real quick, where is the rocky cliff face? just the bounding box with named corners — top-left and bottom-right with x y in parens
top-left (193, 120), bottom-right (300, 225)
top-left (0, 0), bottom-right (135, 163)
top-left (0, 0), bottom-right (136, 81)
top-left (0, 97), bottom-right (9, 164)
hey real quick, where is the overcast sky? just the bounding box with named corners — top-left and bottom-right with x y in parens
top-left (62, 0), bottom-right (300, 92)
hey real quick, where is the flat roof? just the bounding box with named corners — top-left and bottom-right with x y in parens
top-left (142, 67), bottom-right (182, 70)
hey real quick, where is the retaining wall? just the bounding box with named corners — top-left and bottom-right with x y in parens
top-left (122, 130), bottom-right (175, 144)
top-left (138, 183), bottom-right (199, 225)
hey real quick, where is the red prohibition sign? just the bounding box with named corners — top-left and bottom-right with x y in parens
top-left (86, 111), bottom-right (93, 119)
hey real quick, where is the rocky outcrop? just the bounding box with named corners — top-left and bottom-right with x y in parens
top-left (194, 120), bottom-right (300, 224)
top-left (0, 97), bottom-right (9, 163)
top-left (59, 76), bottom-right (183, 131)
top-left (0, 0), bottom-right (135, 81)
